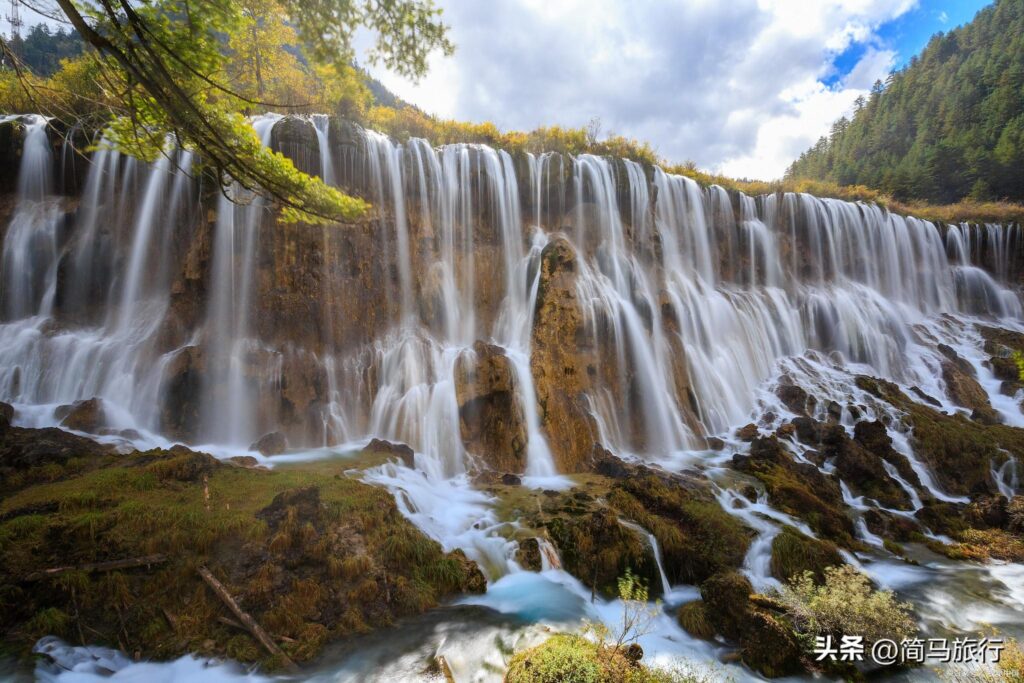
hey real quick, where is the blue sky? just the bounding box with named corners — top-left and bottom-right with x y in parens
top-left (5, 0), bottom-right (998, 179)
top-left (826, 0), bottom-right (991, 86)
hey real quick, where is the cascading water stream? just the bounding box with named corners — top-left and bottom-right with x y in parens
top-left (0, 116), bottom-right (58, 320)
top-left (201, 114), bottom-right (280, 446)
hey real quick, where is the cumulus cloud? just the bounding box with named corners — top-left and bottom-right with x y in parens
top-left (362, 0), bottom-right (915, 179)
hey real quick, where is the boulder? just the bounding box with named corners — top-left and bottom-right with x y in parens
top-left (545, 507), bottom-right (659, 598)
top-left (450, 548), bottom-right (487, 593)
top-left (515, 538), bottom-right (543, 571)
top-left (700, 571), bottom-right (752, 640)
top-left (676, 601), bottom-right (715, 639)
top-left (776, 380), bottom-right (814, 416)
top-left (363, 438), bottom-right (415, 468)
top-left (249, 431), bottom-right (288, 456)
top-left (55, 397), bottom-right (106, 433)
top-left (454, 341), bottom-right (528, 473)
top-left (791, 416), bottom-right (821, 444)
top-left (736, 423), bottom-right (759, 441)
top-left (700, 570), bottom-right (803, 677)
top-left (942, 359), bottom-right (1000, 424)
top-left (740, 611), bottom-right (803, 678)
top-left (770, 525), bottom-right (844, 583)
top-left (0, 401), bottom-right (13, 431)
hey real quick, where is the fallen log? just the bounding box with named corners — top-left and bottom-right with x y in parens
top-left (197, 566), bottom-right (297, 671)
top-left (23, 554), bottom-right (167, 581)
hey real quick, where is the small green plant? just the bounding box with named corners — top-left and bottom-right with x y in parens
top-left (507, 570), bottom-right (726, 682)
top-left (776, 565), bottom-right (916, 652)
top-left (583, 569), bottom-right (661, 659)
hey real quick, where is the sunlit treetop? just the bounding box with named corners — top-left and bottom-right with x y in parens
top-left (4, 0), bottom-right (453, 223)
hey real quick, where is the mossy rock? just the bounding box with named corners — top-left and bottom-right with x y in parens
top-left (505, 633), bottom-right (677, 683)
top-left (734, 437), bottom-right (854, 545)
top-left (544, 508), bottom-right (659, 598)
top-left (856, 375), bottom-right (1024, 495)
top-left (505, 634), bottom-right (608, 683)
top-left (676, 601), bottom-right (715, 640)
top-left (699, 570), bottom-right (753, 640)
top-left (739, 611), bottom-right (803, 679)
top-left (770, 526), bottom-right (844, 583)
top-left (606, 474), bottom-right (750, 585)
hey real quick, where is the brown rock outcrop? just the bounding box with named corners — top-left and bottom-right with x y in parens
top-left (55, 397), bottom-right (106, 433)
top-left (250, 431), bottom-right (288, 456)
top-left (941, 355), bottom-right (1000, 424)
top-left (530, 237), bottom-right (599, 472)
top-left (454, 341), bottom-right (528, 473)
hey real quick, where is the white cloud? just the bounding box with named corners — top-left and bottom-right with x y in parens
top-left (363, 0), bottom-right (915, 180)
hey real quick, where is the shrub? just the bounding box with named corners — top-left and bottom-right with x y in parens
top-left (505, 634), bottom-right (605, 683)
top-left (776, 565), bottom-right (916, 650)
top-left (504, 633), bottom-right (726, 683)
top-left (942, 639), bottom-right (1024, 683)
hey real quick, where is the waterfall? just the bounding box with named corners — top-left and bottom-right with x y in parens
top-left (1, 116), bottom-right (58, 320)
top-left (0, 113), bottom-right (1021, 480)
top-left (201, 114), bottom-right (280, 446)
top-left (311, 114), bottom-right (335, 187)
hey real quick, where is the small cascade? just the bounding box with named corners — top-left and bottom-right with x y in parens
top-left (994, 456), bottom-right (1020, 499)
top-left (201, 114), bottom-right (280, 446)
top-left (1, 116), bottom-right (59, 320)
top-left (116, 141), bottom-right (174, 333)
top-left (537, 538), bottom-right (562, 571)
top-left (619, 519), bottom-right (672, 597)
top-left (311, 114), bottom-right (335, 186)
top-left (715, 485), bottom-right (818, 592)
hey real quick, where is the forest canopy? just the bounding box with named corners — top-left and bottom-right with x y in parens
top-left (786, 0), bottom-right (1024, 205)
top-left (0, 0), bottom-right (453, 223)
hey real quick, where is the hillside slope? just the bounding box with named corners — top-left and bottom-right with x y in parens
top-left (786, 0), bottom-right (1024, 204)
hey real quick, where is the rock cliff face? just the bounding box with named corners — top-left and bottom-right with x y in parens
top-left (530, 237), bottom-right (600, 471)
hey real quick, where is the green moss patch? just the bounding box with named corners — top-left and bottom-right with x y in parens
top-left (0, 446), bottom-right (483, 669)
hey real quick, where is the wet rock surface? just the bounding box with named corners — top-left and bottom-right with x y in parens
top-left (55, 397), bottom-right (107, 433)
top-left (530, 237), bottom-right (600, 472)
top-left (249, 431), bottom-right (288, 456)
top-left (454, 341), bottom-right (528, 473)
top-left (363, 438), bottom-right (416, 467)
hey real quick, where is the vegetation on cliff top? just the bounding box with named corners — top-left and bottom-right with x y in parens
top-left (0, 0), bottom-right (453, 224)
